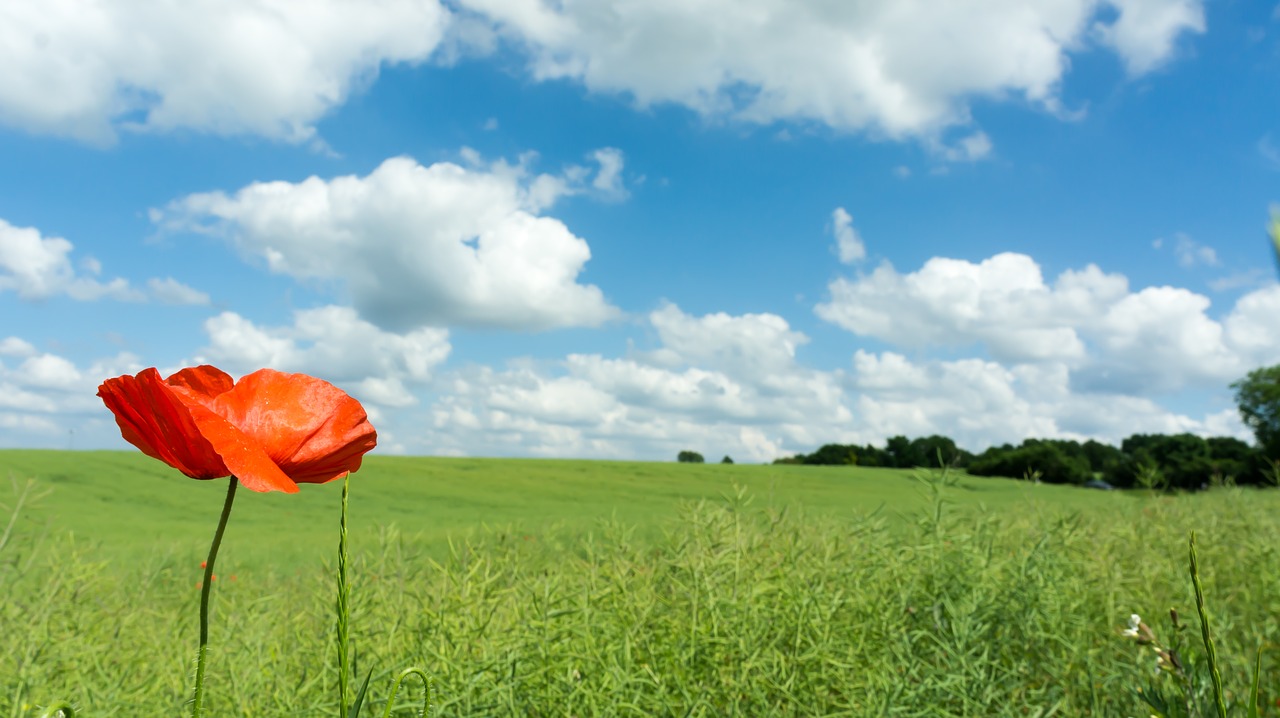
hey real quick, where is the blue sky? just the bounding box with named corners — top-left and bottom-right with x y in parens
top-left (2, 0), bottom-right (1279, 461)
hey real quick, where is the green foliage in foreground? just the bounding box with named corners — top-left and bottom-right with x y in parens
top-left (3, 455), bottom-right (1280, 715)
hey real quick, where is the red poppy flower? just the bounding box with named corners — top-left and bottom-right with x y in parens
top-left (98, 366), bottom-right (377, 493)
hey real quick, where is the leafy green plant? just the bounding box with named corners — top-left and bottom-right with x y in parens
top-left (7, 446), bottom-right (1280, 715)
top-left (1121, 533), bottom-right (1269, 718)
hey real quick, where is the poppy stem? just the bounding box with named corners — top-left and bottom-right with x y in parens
top-left (337, 472), bottom-right (352, 717)
top-left (191, 475), bottom-right (239, 718)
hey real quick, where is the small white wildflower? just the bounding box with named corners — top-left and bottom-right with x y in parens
top-left (1122, 613), bottom-right (1141, 637)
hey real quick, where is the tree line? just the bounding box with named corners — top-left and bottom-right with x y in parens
top-left (772, 433), bottom-right (1274, 489)
top-left (767, 364), bottom-right (1280, 490)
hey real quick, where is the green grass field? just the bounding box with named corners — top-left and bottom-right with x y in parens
top-left (3, 450), bottom-right (1279, 716)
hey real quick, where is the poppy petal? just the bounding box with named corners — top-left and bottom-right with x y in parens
top-left (165, 365), bottom-right (236, 410)
top-left (181, 402), bottom-right (302, 494)
top-left (212, 369), bottom-right (377, 485)
top-left (97, 369), bottom-right (230, 479)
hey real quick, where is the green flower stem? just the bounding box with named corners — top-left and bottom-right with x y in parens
top-left (337, 472), bottom-right (352, 717)
top-left (191, 475), bottom-right (239, 718)
top-left (1189, 531), bottom-right (1227, 718)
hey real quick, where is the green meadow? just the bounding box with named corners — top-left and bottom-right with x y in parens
top-left (3, 450), bottom-right (1279, 716)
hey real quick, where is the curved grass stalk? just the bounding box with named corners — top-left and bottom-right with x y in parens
top-left (379, 667), bottom-right (434, 718)
top-left (37, 702), bottom-right (75, 718)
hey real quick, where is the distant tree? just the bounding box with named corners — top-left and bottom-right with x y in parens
top-left (1233, 364), bottom-right (1280, 459)
top-left (677, 450), bottom-right (705, 464)
top-left (854, 444), bottom-right (886, 466)
top-left (909, 435), bottom-right (969, 468)
top-left (1081, 439), bottom-right (1123, 476)
top-left (803, 443), bottom-right (858, 466)
top-left (772, 456), bottom-right (804, 465)
top-left (721, 455), bottom-right (734, 464)
top-left (1109, 433), bottom-right (1254, 490)
top-left (884, 435), bottom-right (912, 468)
top-left (1205, 436), bottom-right (1263, 486)
top-left (968, 442), bottom-right (1090, 485)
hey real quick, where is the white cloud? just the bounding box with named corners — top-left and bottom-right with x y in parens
top-left (1209, 269), bottom-right (1269, 292)
top-left (1080, 285), bottom-right (1238, 392)
top-left (14, 353), bottom-right (82, 390)
top-left (1159, 232), bottom-right (1220, 267)
top-left (195, 305), bottom-right (452, 407)
top-left (0, 343), bottom-right (144, 448)
top-left (0, 337), bottom-right (36, 357)
top-left (830, 207), bottom-right (866, 264)
top-left (817, 251), bottom-right (1280, 395)
top-left (0, 0), bottom-right (450, 144)
top-left (0, 218), bottom-right (142, 301)
top-left (147, 277), bottom-right (211, 306)
top-left (417, 298), bottom-right (1249, 460)
top-left (422, 304), bottom-right (850, 460)
top-left (461, 0), bottom-right (1203, 150)
top-left (848, 349), bottom-right (1248, 449)
top-left (817, 253), bottom-right (1110, 363)
top-left (1093, 0), bottom-right (1205, 75)
top-left (590, 147), bottom-right (628, 199)
top-left (157, 153), bottom-right (621, 332)
top-left (930, 131), bottom-right (994, 162)
top-left (646, 303), bottom-right (810, 380)
top-left (1, 0), bottom-right (1203, 151)
top-left (1223, 285), bottom-right (1280, 364)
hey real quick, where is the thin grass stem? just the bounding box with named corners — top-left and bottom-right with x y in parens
top-left (1188, 532), bottom-right (1227, 718)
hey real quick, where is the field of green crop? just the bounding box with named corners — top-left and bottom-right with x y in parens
top-left (3, 450), bottom-right (1278, 716)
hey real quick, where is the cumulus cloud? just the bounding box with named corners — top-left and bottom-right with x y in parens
top-left (0, 218), bottom-right (142, 301)
top-left (423, 304), bottom-right (849, 460)
top-left (157, 152), bottom-right (622, 332)
top-left (461, 0), bottom-right (1203, 149)
top-left (2, 0), bottom-right (1203, 152)
top-left (0, 344), bottom-right (144, 447)
top-left (1093, 0), bottom-right (1205, 75)
top-left (848, 349), bottom-right (1247, 449)
top-left (195, 305), bottom-right (452, 407)
top-left (418, 298), bottom-right (1250, 460)
top-left (0, 337), bottom-right (36, 357)
top-left (816, 251), bottom-right (1280, 395)
top-left (0, 0), bottom-right (450, 144)
top-left (645, 303), bottom-right (812, 383)
top-left (816, 253), bottom-right (1108, 363)
top-left (830, 207), bottom-right (866, 264)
